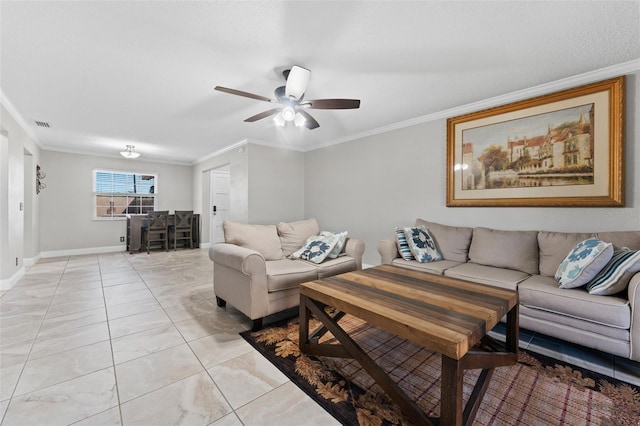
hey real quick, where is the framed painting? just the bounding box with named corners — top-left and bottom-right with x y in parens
top-left (446, 76), bottom-right (624, 207)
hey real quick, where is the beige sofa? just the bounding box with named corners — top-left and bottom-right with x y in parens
top-left (210, 218), bottom-right (365, 330)
top-left (378, 218), bottom-right (640, 361)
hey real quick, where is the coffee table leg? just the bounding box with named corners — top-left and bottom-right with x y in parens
top-left (506, 302), bottom-right (519, 357)
top-left (441, 355), bottom-right (464, 426)
top-left (299, 295), bottom-right (310, 346)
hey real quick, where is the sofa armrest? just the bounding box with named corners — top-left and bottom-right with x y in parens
top-left (378, 237), bottom-right (399, 265)
top-left (209, 243), bottom-right (266, 276)
top-left (344, 237), bottom-right (366, 270)
top-left (629, 272), bottom-right (640, 361)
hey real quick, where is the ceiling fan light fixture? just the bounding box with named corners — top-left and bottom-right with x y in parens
top-left (281, 106), bottom-right (296, 121)
top-left (273, 113), bottom-right (285, 127)
top-left (293, 112), bottom-right (306, 127)
top-left (120, 145), bottom-right (141, 159)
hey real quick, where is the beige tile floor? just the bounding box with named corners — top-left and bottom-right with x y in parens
top-left (1, 249), bottom-right (638, 425)
top-left (0, 249), bottom-right (339, 426)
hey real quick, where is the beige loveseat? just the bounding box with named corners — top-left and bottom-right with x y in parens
top-left (210, 218), bottom-right (365, 330)
top-left (378, 218), bottom-right (640, 361)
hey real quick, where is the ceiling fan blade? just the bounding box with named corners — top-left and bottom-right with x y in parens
top-left (244, 108), bottom-right (281, 122)
top-left (285, 66), bottom-right (310, 100)
top-left (297, 110), bottom-right (320, 130)
top-left (302, 98), bottom-right (360, 109)
top-left (214, 86), bottom-right (275, 103)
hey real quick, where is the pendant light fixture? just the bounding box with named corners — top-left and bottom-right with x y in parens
top-left (120, 145), bottom-right (141, 159)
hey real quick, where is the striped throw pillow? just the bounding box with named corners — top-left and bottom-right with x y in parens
top-left (586, 248), bottom-right (640, 295)
top-left (395, 227), bottom-right (415, 261)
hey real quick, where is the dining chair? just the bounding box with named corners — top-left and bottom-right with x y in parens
top-left (142, 210), bottom-right (169, 253)
top-left (172, 210), bottom-right (194, 250)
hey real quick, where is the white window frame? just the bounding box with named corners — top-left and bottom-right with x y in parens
top-left (93, 169), bottom-right (158, 220)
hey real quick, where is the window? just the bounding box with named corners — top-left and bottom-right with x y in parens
top-left (93, 170), bottom-right (157, 219)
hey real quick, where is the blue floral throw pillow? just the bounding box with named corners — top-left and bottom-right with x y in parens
top-left (321, 231), bottom-right (348, 259)
top-left (395, 227), bottom-right (415, 261)
top-left (403, 226), bottom-right (442, 263)
top-left (555, 238), bottom-right (613, 289)
top-left (290, 234), bottom-right (339, 264)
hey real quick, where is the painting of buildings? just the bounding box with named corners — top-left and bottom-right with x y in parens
top-left (461, 104), bottom-right (594, 190)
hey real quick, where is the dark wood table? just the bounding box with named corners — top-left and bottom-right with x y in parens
top-left (299, 264), bottom-right (519, 426)
top-left (126, 214), bottom-right (200, 254)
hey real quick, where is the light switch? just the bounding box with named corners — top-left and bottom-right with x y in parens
top-left (19, 202), bottom-right (23, 211)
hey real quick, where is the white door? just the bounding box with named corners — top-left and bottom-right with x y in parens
top-left (210, 168), bottom-right (230, 244)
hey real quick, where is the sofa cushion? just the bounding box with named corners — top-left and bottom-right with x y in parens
top-left (277, 218), bottom-right (320, 257)
top-left (395, 228), bottom-right (415, 261)
top-left (290, 234), bottom-right (339, 264)
top-left (555, 238), bottom-right (613, 289)
top-left (403, 226), bottom-right (442, 263)
top-left (265, 259), bottom-right (318, 292)
top-left (223, 221), bottom-right (283, 260)
top-left (391, 258), bottom-right (461, 275)
top-left (468, 227), bottom-right (539, 275)
top-left (443, 263), bottom-right (530, 291)
top-left (586, 248), bottom-right (640, 295)
top-left (596, 231), bottom-right (640, 250)
top-left (538, 231), bottom-right (595, 277)
top-left (519, 305), bottom-right (630, 341)
top-left (415, 219), bottom-right (472, 262)
top-left (519, 275), bottom-right (630, 329)
top-left (315, 256), bottom-right (357, 279)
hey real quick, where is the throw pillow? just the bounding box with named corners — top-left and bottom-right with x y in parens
top-left (320, 231), bottom-right (348, 258)
top-left (586, 248), bottom-right (640, 295)
top-left (403, 226), bottom-right (442, 263)
top-left (395, 227), bottom-right (415, 261)
top-left (415, 219), bottom-right (472, 262)
top-left (290, 234), bottom-right (339, 264)
top-left (555, 238), bottom-right (613, 289)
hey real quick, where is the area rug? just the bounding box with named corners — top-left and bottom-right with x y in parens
top-left (240, 314), bottom-right (640, 425)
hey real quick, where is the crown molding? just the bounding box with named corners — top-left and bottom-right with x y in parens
top-left (0, 89), bottom-right (41, 145)
top-left (304, 59), bottom-right (640, 152)
top-left (193, 139), bottom-right (249, 165)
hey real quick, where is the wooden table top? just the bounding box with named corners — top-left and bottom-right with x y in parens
top-left (299, 264), bottom-right (518, 360)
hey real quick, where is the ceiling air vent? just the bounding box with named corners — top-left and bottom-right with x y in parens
top-left (35, 121), bottom-right (50, 128)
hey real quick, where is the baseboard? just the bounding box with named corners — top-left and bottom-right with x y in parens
top-left (40, 245), bottom-right (126, 258)
top-left (199, 242), bottom-right (211, 249)
top-left (24, 253), bottom-right (41, 267)
top-left (0, 267), bottom-right (25, 291)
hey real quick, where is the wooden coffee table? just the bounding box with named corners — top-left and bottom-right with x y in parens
top-left (299, 264), bottom-right (519, 426)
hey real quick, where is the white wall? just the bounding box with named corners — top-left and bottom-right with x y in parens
top-left (304, 72), bottom-right (640, 266)
top-left (247, 143), bottom-right (305, 224)
top-left (0, 130), bottom-right (9, 281)
top-left (192, 141), bottom-right (306, 245)
top-left (0, 103), bottom-right (40, 286)
top-left (39, 150), bottom-right (192, 254)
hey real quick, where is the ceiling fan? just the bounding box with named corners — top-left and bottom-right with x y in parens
top-left (214, 66), bottom-right (360, 130)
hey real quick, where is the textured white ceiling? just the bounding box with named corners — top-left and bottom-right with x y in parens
top-left (1, 1), bottom-right (639, 164)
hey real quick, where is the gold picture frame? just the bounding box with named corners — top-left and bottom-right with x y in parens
top-left (446, 76), bottom-right (624, 207)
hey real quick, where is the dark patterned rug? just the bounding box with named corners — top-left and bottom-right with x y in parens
top-left (240, 314), bottom-right (640, 425)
